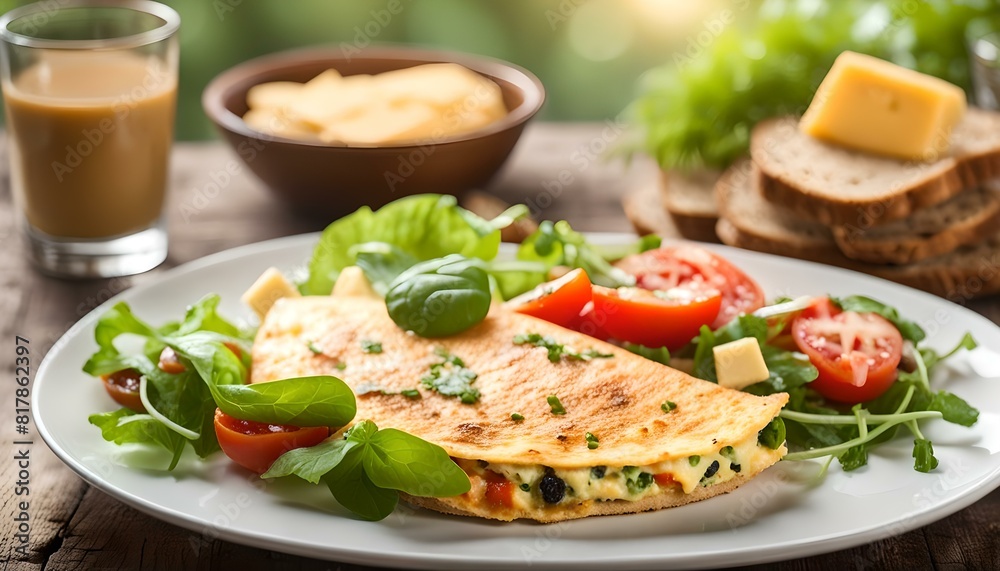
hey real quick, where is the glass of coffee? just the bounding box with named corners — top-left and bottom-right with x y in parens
top-left (0, 0), bottom-right (179, 278)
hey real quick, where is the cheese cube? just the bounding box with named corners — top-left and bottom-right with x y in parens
top-left (241, 267), bottom-right (300, 319)
top-left (713, 337), bottom-right (770, 391)
top-left (331, 266), bottom-right (379, 299)
top-left (800, 51), bottom-right (967, 161)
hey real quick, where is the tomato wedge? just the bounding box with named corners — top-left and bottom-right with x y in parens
top-left (616, 245), bottom-right (765, 329)
top-left (791, 298), bottom-right (903, 403)
top-left (591, 285), bottom-right (723, 350)
top-left (214, 409), bottom-right (330, 474)
top-left (101, 368), bottom-right (145, 413)
top-left (506, 268), bottom-right (593, 327)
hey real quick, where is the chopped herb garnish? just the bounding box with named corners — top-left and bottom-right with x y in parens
top-left (307, 341), bottom-right (323, 355)
top-left (334, 362), bottom-right (347, 371)
top-left (519, 483), bottom-right (531, 492)
top-left (514, 333), bottom-right (614, 363)
top-left (585, 432), bottom-right (599, 449)
top-left (421, 349), bottom-right (480, 404)
top-left (661, 401), bottom-right (677, 413)
top-left (511, 412), bottom-right (525, 421)
top-left (547, 395), bottom-right (566, 415)
top-left (361, 339), bottom-right (383, 354)
top-left (399, 389), bottom-right (421, 399)
top-left (688, 455), bottom-right (700, 467)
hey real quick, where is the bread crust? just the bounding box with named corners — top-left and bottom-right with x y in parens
top-left (832, 190), bottom-right (1000, 264)
top-left (660, 168), bottom-right (722, 242)
top-left (752, 110), bottom-right (1000, 227)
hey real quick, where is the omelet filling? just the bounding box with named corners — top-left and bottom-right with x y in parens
top-left (457, 434), bottom-right (784, 511)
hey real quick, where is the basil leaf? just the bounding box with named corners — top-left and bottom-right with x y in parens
top-left (89, 409), bottom-right (186, 470)
top-left (365, 428), bottom-right (472, 497)
top-left (262, 439), bottom-right (357, 484)
top-left (833, 295), bottom-right (925, 343)
top-left (913, 439), bottom-right (939, 473)
top-left (301, 194), bottom-right (503, 296)
top-left (213, 376), bottom-right (357, 427)
top-left (323, 448), bottom-right (400, 521)
top-left (385, 254), bottom-right (491, 338)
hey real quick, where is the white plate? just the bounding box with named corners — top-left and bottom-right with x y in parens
top-left (33, 233), bottom-right (1000, 570)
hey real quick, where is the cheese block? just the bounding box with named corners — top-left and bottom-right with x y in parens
top-left (714, 337), bottom-right (769, 391)
top-left (800, 51), bottom-right (967, 161)
top-left (241, 267), bottom-right (300, 319)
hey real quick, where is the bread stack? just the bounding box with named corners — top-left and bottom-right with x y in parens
top-left (714, 107), bottom-right (1000, 301)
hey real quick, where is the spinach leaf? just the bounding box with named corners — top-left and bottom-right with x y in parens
top-left (833, 295), bottom-right (926, 343)
top-left (213, 376), bottom-right (356, 427)
top-left (385, 254), bottom-right (491, 338)
top-left (262, 439), bottom-right (357, 484)
top-left (265, 420), bottom-right (471, 521)
top-left (301, 194), bottom-right (504, 296)
top-left (352, 242), bottom-right (419, 296)
top-left (89, 409), bottom-right (186, 470)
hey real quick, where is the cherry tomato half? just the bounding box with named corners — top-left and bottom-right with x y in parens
top-left (591, 285), bottom-right (723, 350)
top-left (506, 268), bottom-right (593, 327)
top-left (158, 347), bottom-right (186, 374)
top-left (214, 409), bottom-right (330, 474)
top-left (616, 245), bottom-right (765, 329)
top-left (101, 368), bottom-right (145, 413)
top-left (791, 298), bottom-right (903, 403)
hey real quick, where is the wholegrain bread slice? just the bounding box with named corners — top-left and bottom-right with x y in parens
top-left (833, 183), bottom-right (1000, 264)
top-left (660, 168), bottom-right (722, 242)
top-left (716, 161), bottom-right (1000, 300)
top-left (752, 108), bottom-right (1000, 227)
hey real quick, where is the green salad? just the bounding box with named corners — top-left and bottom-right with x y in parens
top-left (83, 194), bottom-right (981, 521)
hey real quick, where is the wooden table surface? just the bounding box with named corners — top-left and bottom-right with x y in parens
top-left (3, 123), bottom-right (999, 571)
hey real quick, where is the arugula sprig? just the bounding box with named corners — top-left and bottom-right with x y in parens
top-left (683, 297), bottom-right (979, 474)
top-left (84, 296), bottom-right (356, 469)
top-left (262, 419), bottom-right (470, 521)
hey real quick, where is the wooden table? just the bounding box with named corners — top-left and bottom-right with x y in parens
top-left (2, 124), bottom-right (999, 571)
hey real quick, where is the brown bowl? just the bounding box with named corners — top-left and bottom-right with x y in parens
top-left (202, 46), bottom-right (545, 219)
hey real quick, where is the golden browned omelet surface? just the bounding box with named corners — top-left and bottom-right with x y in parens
top-left (251, 296), bottom-right (787, 470)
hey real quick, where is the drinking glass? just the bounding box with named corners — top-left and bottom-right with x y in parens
top-left (0, 0), bottom-right (179, 277)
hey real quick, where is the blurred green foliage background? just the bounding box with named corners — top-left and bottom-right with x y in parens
top-left (0, 0), bottom-right (997, 148)
top-left (2, 0), bottom-right (710, 140)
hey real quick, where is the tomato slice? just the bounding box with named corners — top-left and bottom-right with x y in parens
top-left (101, 368), bottom-right (145, 413)
top-left (483, 471), bottom-right (515, 509)
top-left (564, 301), bottom-right (613, 341)
top-left (791, 298), bottom-right (903, 403)
top-left (616, 245), bottom-right (765, 329)
top-left (591, 285), bottom-right (723, 350)
top-left (214, 409), bottom-right (330, 474)
top-left (158, 347), bottom-right (186, 374)
top-left (506, 268), bottom-right (593, 328)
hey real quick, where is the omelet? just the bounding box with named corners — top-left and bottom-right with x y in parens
top-left (251, 296), bottom-right (788, 522)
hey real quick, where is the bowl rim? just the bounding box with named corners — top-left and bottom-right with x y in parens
top-left (202, 45), bottom-right (546, 150)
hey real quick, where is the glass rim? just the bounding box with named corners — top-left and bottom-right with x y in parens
top-left (0, 0), bottom-right (179, 50)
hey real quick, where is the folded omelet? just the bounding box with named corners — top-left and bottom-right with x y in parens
top-left (251, 296), bottom-right (788, 522)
